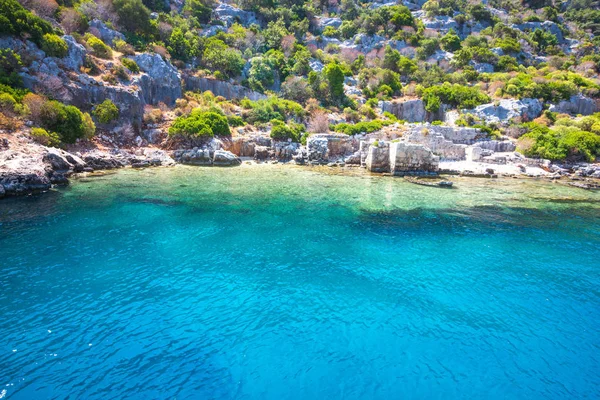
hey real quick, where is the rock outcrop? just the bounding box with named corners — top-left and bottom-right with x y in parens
top-left (381, 99), bottom-right (445, 123)
top-left (184, 76), bottom-right (266, 101)
top-left (133, 53), bottom-right (182, 106)
top-left (214, 3), bottom-right (258, 27)
top-left (305, 133), bottom-right (357, 163)
top-left (365, 142), bottom-right (390, 173)
top-left (549, 94), bottom-right (599, 116)
top-left (89, 19), bottom-right (126, 45)
top-left (464, 98), bottom-right (543, 124)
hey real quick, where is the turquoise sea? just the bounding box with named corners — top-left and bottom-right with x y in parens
top-left (1, 165), bottom-right (599, 399)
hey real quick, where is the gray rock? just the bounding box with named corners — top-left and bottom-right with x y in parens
top-left (59, 36), bottom-right (86, 71)
top-left (381, 99), bottom-right (445, 123)
top-left (513, 21), bottom-right (564, 43)
top-left (316, 17), bottom-right (343, 29)
top-left (549, 94), bottom-right (599, 116)
top-left (404, 127), bottom-right (469, 160)
top-left (0, 184), bottom-right (5, 198)
top-left (184, 76), bottom-right (266, 101)
top-left (464, 98), bottom-right (543, 124)
top-left (214, 3), bottom-right (258, 27)
top-left (133, 53), bottom-right (182, 106)
top-left (213, 149), bottom-right (242, 166)
top-left (89, 19), bottom-right (126, 45)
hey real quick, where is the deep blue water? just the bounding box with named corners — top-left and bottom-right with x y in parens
top-left (1, 165), bottom-right (599, 399)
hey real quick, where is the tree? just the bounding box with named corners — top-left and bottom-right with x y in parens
top-left (440, 30), bottom-right (461, 52)
top-left (247, 57), bottom-right (275, 92)
top-left (202, 38), bottom-right (245, 78)
top-left (382, 46), bottom-right (401, 72)
top-left (324, 62), bottom-right (345, 104)
top-left (184, 0), bottom-right (213, 24)
top-left (263, 19), bottom-right (290, 50)
top-left (168, 28), bottom-right (191, 62)
top-left (112, 0), bottom-right (152, 35)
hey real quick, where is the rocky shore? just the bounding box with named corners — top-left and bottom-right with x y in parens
top-left (2, 122), bottom-right (600, 199)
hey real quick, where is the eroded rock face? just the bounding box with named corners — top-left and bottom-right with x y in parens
top-left (549, 94), bottom-right (599, 116)
top-left (474, 140), bottom-right (516, 152)
top-left (213, 149), bottom-right (242, 166)
top-left (133, 53), bottom-right (182, 106)
top-left (184, 76), bottom-right (266, 101)
top-left (389, 142), bottom-right (439, 175)
top-left (316, 17), bottom-right (342, 29)
top-left (381, 99), bottom-right (445, 123)
top-left (463, 98), bottom-right (543, 124)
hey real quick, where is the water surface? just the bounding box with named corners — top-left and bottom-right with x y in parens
top-left (1, 165), bottom-right (599, 399)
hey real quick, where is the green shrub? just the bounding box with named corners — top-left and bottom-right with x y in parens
top-left (419, 82), bottom-right (490, 111)
top-left (242, 97), bottom-right (305, 124)
top-left (93, 100), bottom-right (120, 124)
top-left (0, 0), bottom-right (54, 46)
top-left (40, 100), bottom-right (95, 143)
top-left (0, 49), bottom-right (22, 86)
top-left (87, 36), bottom-right (113, 59)
top-left (270, 120), bottom-right (304, 142)
top-left (0, 92), bottom-right (16, 112)
top-left (30, 127), bottom-right (60, 147)
top-left (169, 110), bottom-right (230, 138)
top-left (41, 34), bottom-right (68, 58)
top-left (121, 58), bottom-right (140, 73)
top-left (332, 120), bottom-right (394, 135)
top-left (227, 115), bottom-right (244, 127)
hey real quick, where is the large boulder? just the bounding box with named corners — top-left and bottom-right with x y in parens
top-left (403, 127), bottom-right (471, 160)
top-left (389, 142), bottom-right (439, 175)
top-left (214, 3), bottom-right (258, 27)
top-left (59, 35), bottom-right (86, 71)
top-left (132, 53), bottom-right (182, 106)
top-left (513, 21), bottom-right (564, 43)
top-left (464, 98), bottom-right (543, 124)
top-left (316, 17), bottom-right (343, 29)
top-left (89, 19), bottom-right (126, 45)
top-left (549, 94), bottom-right (599, 116)
top-left (213, 149), bottom-right (242, 166)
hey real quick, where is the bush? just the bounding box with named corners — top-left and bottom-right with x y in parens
top-left (40, 100), bottom-right (95, 143)
top-left (169, 110), bottom-right (230, 138)
top-left (0, 0), bottom-right (55, 46)
top-left (517, 122), bottom-right (600, 162)
top-left (0, 93), bottom-right (16, 113)
top-left (202, 38), bottom-right (244, 78)
top-left (93, 100), bottom-right (120, 124)
top-left (242, 97), bottom-right (305, 124)
top-left (270, 119), bottom-right (303, 142)
top-left (30, 127), bottom-right (60, 147)
top-left (332, 120), bottom-right (394, 135)
top-left (41, 34), bottom-right (68, 58)
top-left (419, 82), bottom-right (490, 111)
top-left (87, 36), bottom-right (113, 59)
top-left (121, 58), bottom-right (140, 73)
top-left (227, 115), bottom-right (244, 127)
top-left (0, 49), bottom-right (22, 86)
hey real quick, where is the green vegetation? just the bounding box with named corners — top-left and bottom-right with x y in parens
top-left (93, 100), bottom-right (120, 124)
top-left (0, 0), bottom-right (55, 46)
top-left (270, 119), bottom-right (304, 142)
top-left (30, 127), bottom-right (61, 147)
top-left (169, 110), bottom-right (230, 138)
top-left (40, 100), bottom-right (95, 143)
top-left (41, 34), bottom-right (69, 58)
top-left (86, 35), bottom-right (113, 59)
top-left (0, 49), bottom-right (22, 87)
top-left (419, 83), bottom-right (490, 111)
top-left (332, 120), bottom-right (394, 136)
top-left (121, 58), bottom-right (140, 74)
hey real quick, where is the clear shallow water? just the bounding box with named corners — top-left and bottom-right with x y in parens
top-left (1, 165), bottom-right (599, 400)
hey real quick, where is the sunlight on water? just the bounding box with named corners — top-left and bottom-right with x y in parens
top-left (1, 165), bottom-right (599, 399)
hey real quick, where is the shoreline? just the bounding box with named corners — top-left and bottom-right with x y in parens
top-left (4, 158), bottom-right (599, 201)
